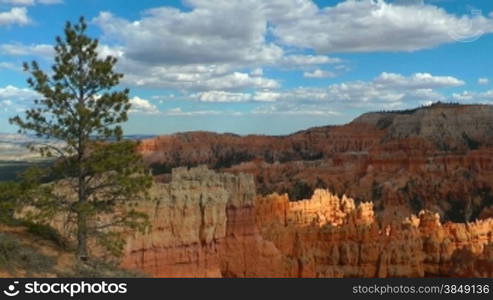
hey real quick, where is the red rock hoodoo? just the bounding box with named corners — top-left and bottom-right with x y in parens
top-left (121, 166), bottom-right (493, 277)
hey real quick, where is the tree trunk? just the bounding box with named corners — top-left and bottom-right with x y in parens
top-left (76, 209), bottom-right (88, 260)
top-left (76, 170), bottom-right (88, 261)
top-left (76, 88), bottom-right (88, 261)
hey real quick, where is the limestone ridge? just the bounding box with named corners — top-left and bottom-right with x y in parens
top-left (353, 103), bottom-right (493, 150)
top-left (121, 166), bottom-right (493, 278)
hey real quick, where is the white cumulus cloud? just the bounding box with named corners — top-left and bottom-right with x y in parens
top-left (270, 0), bottom-right (493, 53)
top-left (0, 7), bottom-right (30, 26)
top-left (129, 96), bottom-right (160, 114)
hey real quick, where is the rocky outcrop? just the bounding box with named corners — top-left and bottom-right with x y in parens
top-left (120, 166), bottom-right (493, 278)
top-left (120, 166), bottom-right (284, 277)
top-left (257, 191), bottom-right (493, 277)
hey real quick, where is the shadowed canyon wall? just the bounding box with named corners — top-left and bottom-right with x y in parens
top-left (121, 167), bottom-right (493, 277)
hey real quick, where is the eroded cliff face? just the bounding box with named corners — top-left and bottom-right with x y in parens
top-left (121, 166), bottom-right (285, 277)
top-left (138, 104), bottom-right (493, 223)
top-left (121, 167), bottom-right (493, 278)
top-left (256, 191), bottom-right (493, 278)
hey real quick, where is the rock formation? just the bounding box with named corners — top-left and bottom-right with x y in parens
top-left (121, 166), bottom-right (285, 277)
top-left (128, 104), bottom-right (493, 277)
top-left (138, 104), bottom-right (493, 224)
top-left (120, 166), bottom-right (493, 278)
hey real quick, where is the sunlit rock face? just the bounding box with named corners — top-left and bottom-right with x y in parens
top-left (120, 167), bottom-right (493, 278)
top-left (255, 192), bottom-right (493, 278)
top-left (138, 104), bottom-right (493, 224)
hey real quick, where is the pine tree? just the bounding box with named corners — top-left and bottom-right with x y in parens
top-left (9, 17), bottom-right (152, 260)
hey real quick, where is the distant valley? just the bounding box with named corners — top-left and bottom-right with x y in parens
top-left (0, 134), bottom-right (155, 181)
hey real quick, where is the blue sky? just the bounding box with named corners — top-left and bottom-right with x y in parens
top-left (1, 0), bottom-right (493, 135)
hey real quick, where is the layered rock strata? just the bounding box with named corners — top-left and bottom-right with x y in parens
top-left (121, 166), bottom-right (284, 277)
top-left (121, 167), bottom-right (493, 277)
